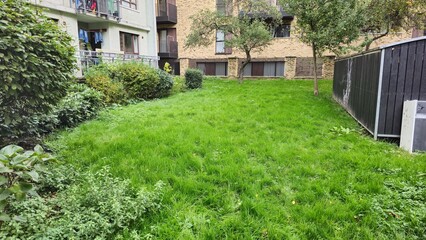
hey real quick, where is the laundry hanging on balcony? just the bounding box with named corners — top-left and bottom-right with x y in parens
top-left (89, 0), bottom-right (97, 11)
top-left (79, 29), bottom-right (89, 43)
top-left (75, 0), bottom-right (98, 12)
top-left (94, 32), bottom-right (103, 44)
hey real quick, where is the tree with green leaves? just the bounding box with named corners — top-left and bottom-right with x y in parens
top-left (185, 0), bottom-right (281, 83)
top-left (359, 0), bottom-right (426, 51)
top-left (0, 0), bottom-right (76, 144)
top-left (280, 0), bottom-right (363, 95)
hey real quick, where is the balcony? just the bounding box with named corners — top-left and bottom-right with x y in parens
top-left (72, 0), bottom-right (121, 21)
top-left (78, 50), bottom-right (159, 74)
top-left (159, 39), bottom-right (178, 59)
top-left (156, 0), bottom-right (177, 24)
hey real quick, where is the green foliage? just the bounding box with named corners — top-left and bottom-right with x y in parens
top-left (185, 68), bottom-right (204, 89)
top-left (37, 84), bottom-right (104, 133)
top-left (171, 76), bottom-right (187, 94)
top-left (359, 0), bottom-right (426, 50)
top-left (0, 145), bottom-right (54, 222)
top-left (154, 69), bottom-right (174, 98)
top-left (0, 167), bottom-right (165, 239)
top-left (54, 84), bottom-right (104, 128)
top-left (113, 62), bottom-right (160, 100)
top-left (280, 0), bottom-right (363, 94)
top-left (330, 126), bottom-right (357, 136)
top-left (0, 0), bottom-right (76, 143)
top-left (85, 65), bottom-right (128, 104)
top-left (371, 176), bottom-right (426, 238)
top-left (86, 63), bottom-right (173, 101)
top-left (163, 62), bottom-right (172, 74)
top-left (281, 0), bottom-right (363, 55)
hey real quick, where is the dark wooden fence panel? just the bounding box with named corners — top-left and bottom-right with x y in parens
top-left (333, 51), bottom-right (382, 133)
top-left (378, 40), bottom-right (426, 136)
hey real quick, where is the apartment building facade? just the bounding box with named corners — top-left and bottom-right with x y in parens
top-left (156, 0), bottom-right (412, 79)
top-left (30, 0), bottom-right (159, 75)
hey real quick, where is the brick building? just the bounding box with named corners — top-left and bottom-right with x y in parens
top-left (155, 0), bottom-right (412, 79)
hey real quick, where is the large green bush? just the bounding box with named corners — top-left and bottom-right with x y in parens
top-left (0, 0), bottom-right (75, 144)
top-left (85, 64), bottom-right (128, 104)
top-left (55, 84), bottom-right (104, 128)
top-left (185, 68), bottom-right (204, 89)
top-left (37, 84), bottom-right (104, 133)
top-left (113, 62), bottom-right (160, 100)
top-left (154, 69), bottom-right (174, 98)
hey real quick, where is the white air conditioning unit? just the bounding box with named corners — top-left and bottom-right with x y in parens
top-left (400, 100), bottom-right (426, 153)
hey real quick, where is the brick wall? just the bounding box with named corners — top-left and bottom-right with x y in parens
top-left (174, 0), bottom-right (412, 79)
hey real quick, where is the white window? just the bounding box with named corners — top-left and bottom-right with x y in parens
top-left (121, 0), bottom-right (137, 10)
top-left (216, 30), bottom-right (225, 54)
top-left (120, 32), bottom-right (139, 54)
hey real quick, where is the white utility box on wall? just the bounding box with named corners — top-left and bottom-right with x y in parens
top-left (400, 100), bottom-right (426, 153)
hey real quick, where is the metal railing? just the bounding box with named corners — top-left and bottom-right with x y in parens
top-left (157, 0), bottom-right (177, 23)
top-left (71, 0), bottom-right (121, 20)
top-left (77, 50), bottom-right (159, 74)
top-left (159, 39), bottom-right (178, 56)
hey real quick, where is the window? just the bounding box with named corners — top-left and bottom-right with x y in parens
top-left (120, 32), bottom-right (139, 54)
top-left (197, 62), bottom-right (228, 76)
top-left (121, 0), bottom-right (137, 10)
top-left (49, 18), bottom-right (59, 24)
top-left (243, 62), bottom-right (285, 77)
top-left (158, 28), bottom-right (177, 54)
top-left (216, 0), bottom-right (232, 15)
top-left (216, 30), bottom-right (225, 54)
top-left (274, 24), bottom-right (291, 38)
top-left (216, 30), bottom-right (232, 54)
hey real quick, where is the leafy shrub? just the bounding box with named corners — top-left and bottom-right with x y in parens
top-left (85, 65), bottom-right (128, 104)
top-left (113, 62), bottom-right (160, 100)
top-left (185, 68), bottom-right (204, 89)
top-left (154, 69), bottom-right (174, 98)
top-left (0, 167), bottom-right (165, 239)
top-left (54, 84), bottom-right (104, 128)
top-left (0, 0), bottom-right (75, 144)
top-left (0, 145), bottom-right (54, 221)
top-left (163, 62), bottom-right (172, 74)
top-left (171, 76), bottom-right (187, 94)
top-left (370, 179), bottom-right (426, 238)
top-left (34, 84), bottom-right (103, 134)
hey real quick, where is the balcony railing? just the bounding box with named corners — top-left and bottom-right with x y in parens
top-left (77, 50), bottom-right (159, 74)
top-left (159, 39), bottom-right (178, 58)
top-left (156, 0), bottom-right (177, 24)
top-left (71, 0), bottom-right (121, 20)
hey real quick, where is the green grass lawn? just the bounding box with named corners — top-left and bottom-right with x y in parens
top-left (49, 79), bottom-right (425, 239)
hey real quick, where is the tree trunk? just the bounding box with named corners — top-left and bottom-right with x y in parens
top-left (238, 50), bottom-right (252, 84)
top-left (312, 43), bottom-right (319, 96)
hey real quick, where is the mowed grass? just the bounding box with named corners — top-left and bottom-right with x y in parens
top-left (49, 79), bottom-right (426, 239)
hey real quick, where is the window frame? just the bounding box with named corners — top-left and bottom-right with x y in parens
top-left (215, 30), bottom-right (226, 54)
top-left (273, 24), bottom-right (291, 38)
top-left (243, 61), bottom-right (285, 77)
top-left (196, 62), bottom-right (228, 76)
top-left (215, 30), bottom-right (232, 55)
top-left (120, 0), bottom-right (137, 10)
top-left (216, 0), bottom-right (232, 16)
top-left (120, 31), bottom-right (139, 54)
